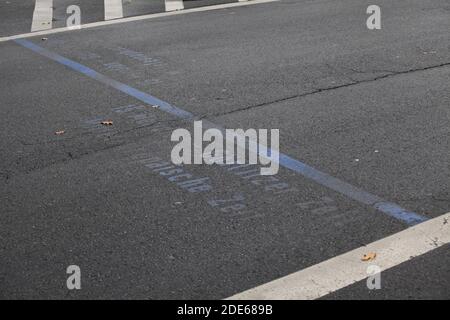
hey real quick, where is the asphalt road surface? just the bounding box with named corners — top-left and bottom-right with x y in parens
top-left (0, 0), bottom-right (449, 299)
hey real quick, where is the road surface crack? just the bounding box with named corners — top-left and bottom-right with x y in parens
top-left (206, 61), bottom-right (450, 119)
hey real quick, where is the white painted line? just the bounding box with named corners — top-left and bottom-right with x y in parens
top-left (31, 0), bottom-right (53, 32)
top-left (0, 0), bottom-right (278, 43)
top-left (165, 0), bottom-right (184, 12)
top-left (227, 212), bottom-right (450, 300)
top-left (104, 0), bottom-right (124, 21)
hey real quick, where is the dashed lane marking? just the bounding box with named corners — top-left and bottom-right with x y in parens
top-left (104, 0), bottom-right (124, 21)
top-left (0, 0), bottom-right (279, 43)
top-left (31, 0), bottom-right (53, 32)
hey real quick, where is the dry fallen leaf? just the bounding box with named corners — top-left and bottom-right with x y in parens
top-left (361, 252), bottom-right (377, 261)
top-left (100, 120), bottom-right (113, 126)
top-left (55, 130), bottom-right (65, 135)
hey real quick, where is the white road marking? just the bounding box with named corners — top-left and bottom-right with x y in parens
top-left (31, 0), bottom-right (53, 32)
top-left (227, 212), bottom-right (450, 300)
top-left (165, 0), bottom-right (184, 12)
top-left (0, 0), bottom-right (278, 43)
top-left (104, 0), bottom-right (123, 21)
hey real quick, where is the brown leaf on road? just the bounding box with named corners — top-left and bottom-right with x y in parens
top-left (100, 120), bottom-right (113, 126)
top-left (361, 252), bottom-right (377, 261)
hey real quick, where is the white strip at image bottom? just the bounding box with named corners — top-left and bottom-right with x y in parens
top-left (227, 212), bottom-right (450, 300)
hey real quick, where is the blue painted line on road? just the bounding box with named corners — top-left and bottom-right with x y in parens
top-left (14, 39), bottom-right (428, 225)
top-left (15, 39), bottom-right (194, 120)
top-left (279, 154), bottom-right (427, 225)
